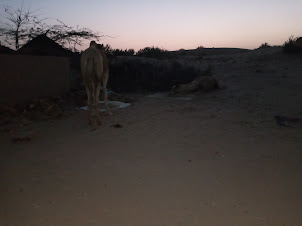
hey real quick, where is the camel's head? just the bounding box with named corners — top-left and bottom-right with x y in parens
top-left (90, 41), bottom-right (97, 47)
top-left (90, 41), bottom-right (105, 52)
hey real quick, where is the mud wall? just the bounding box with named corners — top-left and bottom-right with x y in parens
top-left (0, 54), bottom-right (70, 105)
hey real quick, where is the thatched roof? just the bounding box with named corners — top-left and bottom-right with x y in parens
top-left (17, 34), bottom-right (73, 57)
top-left (0, 45), bottom-right (15, 54)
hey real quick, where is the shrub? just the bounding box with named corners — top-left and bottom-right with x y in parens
top-left (102, 44), bottom-right (135, 57)
top-left (177, 49), bottom-right (187, 56)
top-left (113, 48), bottom-right (135, 56)
top-left (283, 36), bottom-right (302, 53)
top-left (102, 44), bottom-right (114, 56)
top-left (258, 42), bottom-right (271, 49)
top-left (136, 46), bottom-right (170, 59)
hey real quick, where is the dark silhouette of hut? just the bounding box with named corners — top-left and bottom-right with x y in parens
top-left (17, 34), bottom-right (73, 57)
top-left (0, 45), bottom-right (15, 54)
top-left (17, 34), bottom-right (83, 89)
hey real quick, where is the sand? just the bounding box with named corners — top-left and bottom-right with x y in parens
top-left (1, 48), bottom-right (302, 226)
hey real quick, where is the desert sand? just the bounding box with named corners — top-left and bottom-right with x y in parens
top-left (1, 47), bottom-right (302, 226)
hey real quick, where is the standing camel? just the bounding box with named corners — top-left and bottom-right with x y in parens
top-left (81, 41), bottom-right (112, 127)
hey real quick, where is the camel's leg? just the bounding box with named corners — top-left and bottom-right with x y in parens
top-left (94, 83), bottom-right (102, 125)
top-left (85, 84), bottom-right (93, 125)
top-left (103, 71), bottom-right (112, 116)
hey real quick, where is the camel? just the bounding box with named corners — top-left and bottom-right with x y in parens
top-left (170, 75), bottom-right (223, 95)
top-left (81, 41), bottom-right (112, 127)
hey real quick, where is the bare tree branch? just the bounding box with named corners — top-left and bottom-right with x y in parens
top-left (0, 1), bottom-right (103, 51)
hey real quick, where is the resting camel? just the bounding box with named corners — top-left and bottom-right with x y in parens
top-left (81, 41), bottom-right (112, 127)
top-left (171, 75), bottom-right (223, 95)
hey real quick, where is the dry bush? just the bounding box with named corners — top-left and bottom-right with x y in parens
top-left (136, 46), bottom-right (170, 59)
top-left (283, 36), bottom-right (302, 53)
top-left (108, 56), bottom-right (211, 92)
top-left (258, 42), bottom-right (271, 49)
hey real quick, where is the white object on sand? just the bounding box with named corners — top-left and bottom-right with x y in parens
top-left (147, 92), bottom-right (193, 100)
top-left (80, 101), bottom-right (131, 112)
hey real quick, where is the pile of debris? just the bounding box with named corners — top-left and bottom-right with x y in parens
top-left (1, 89), bottom-right (134, 142)
top-left (25, 97), bottom-right (65, 120)
top-left (1, 90), bottom-right (133, 128)
top-left (0, 96), bottom-right (66, 142)
top-left (1, 95), bottom-right (73, 126)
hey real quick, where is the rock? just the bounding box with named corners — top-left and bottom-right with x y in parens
top-left (111, 123), bottom-right (123, 128)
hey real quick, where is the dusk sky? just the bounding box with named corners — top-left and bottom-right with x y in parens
top-left (1, 0), bottom-right (302, 51)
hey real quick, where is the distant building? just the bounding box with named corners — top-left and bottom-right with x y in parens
top-left (17, 34), bottom-right (82, 90)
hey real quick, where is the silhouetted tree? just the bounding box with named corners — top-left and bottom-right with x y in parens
top-left (36, 20), bottom-right (103, 52)
top-left (0, 1), bottom-right (37, 49)
top-left (0, 0), bottom-right (102, 51)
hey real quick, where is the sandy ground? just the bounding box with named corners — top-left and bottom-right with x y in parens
top-left (1, 48), bottom-right (302, 226)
